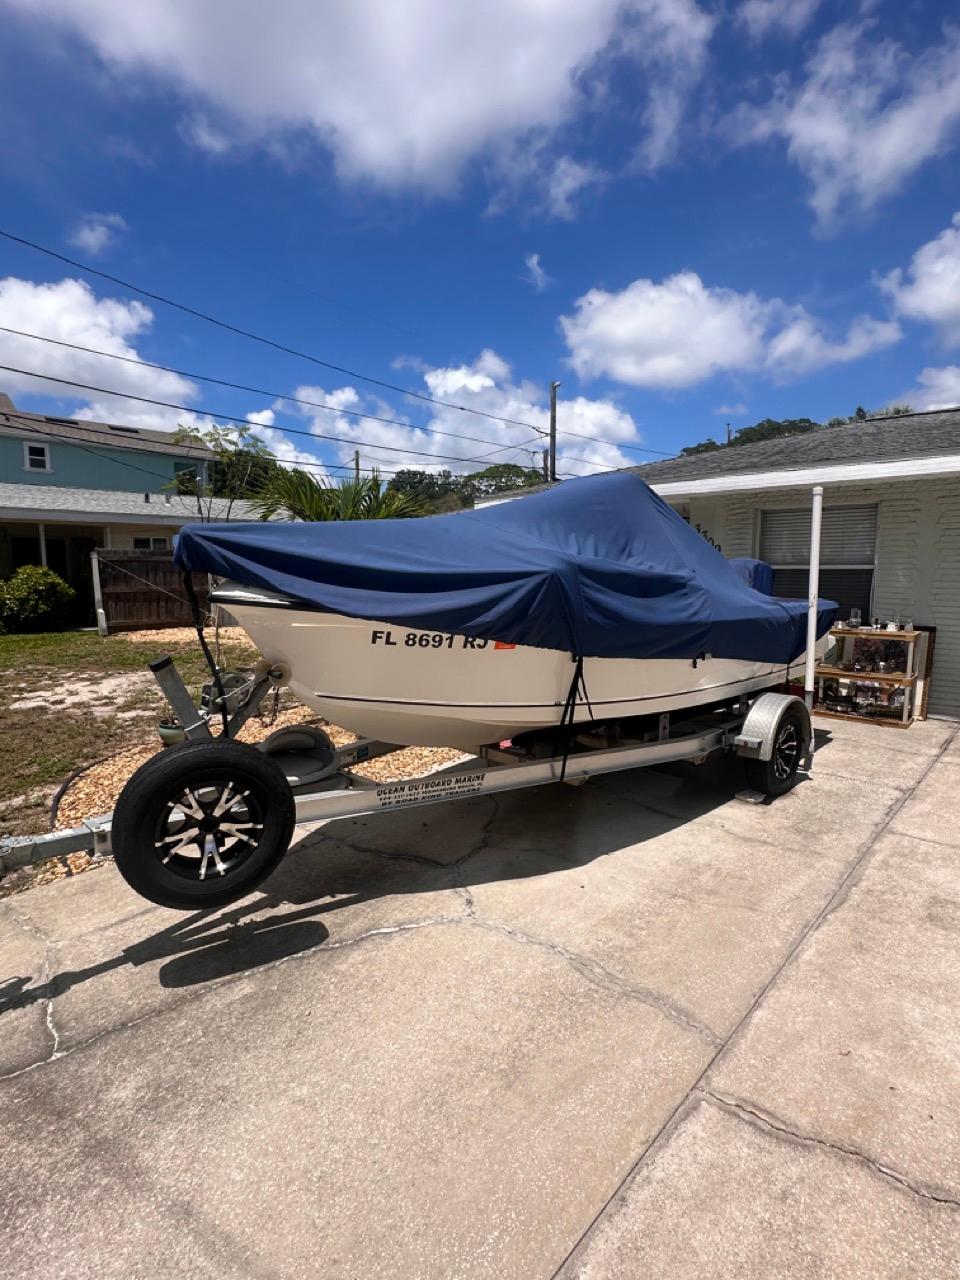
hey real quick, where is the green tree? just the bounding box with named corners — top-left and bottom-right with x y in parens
top-left (250, 469), bottom-right (428, 521)
top-left (169, 423), bottom-right (280, 520)
top-left (387, 469), bottom-right (469, 511)
top-left (387, 462), bottom-right (543, 512)
top-left (680, 439), bottom-right (722, 457)
top-left (462, 463), bottom-right (543, 498)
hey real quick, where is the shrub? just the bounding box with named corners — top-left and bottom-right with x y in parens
top-left (1, 565), bottom-right (77, 633)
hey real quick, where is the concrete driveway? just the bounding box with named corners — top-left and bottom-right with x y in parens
top-left (2, 715), bottom-right (960, 1278)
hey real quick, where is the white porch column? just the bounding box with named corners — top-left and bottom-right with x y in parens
top-left (804, 485), bottom-right (824, 710)
top-left (37, 522), bottom-right (47, 568)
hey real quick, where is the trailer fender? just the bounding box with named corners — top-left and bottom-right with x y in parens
top-left (734, 693), bottom-right (811, 763)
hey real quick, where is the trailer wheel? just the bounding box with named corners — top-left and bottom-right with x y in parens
top-left (111, 740), bottom-right (296, 910)
top-left (743, 706), bottom-right (807, 798)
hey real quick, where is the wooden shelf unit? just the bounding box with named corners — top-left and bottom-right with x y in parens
top-left (814, 665), bottom-right (916, 686)
top-left (830, 627), bottom-right (920, 641)
top-left (814, 626), bottom-right (922, 727)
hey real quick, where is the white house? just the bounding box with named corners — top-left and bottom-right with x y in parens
top-left (482, 407), bottom-right (960, 719)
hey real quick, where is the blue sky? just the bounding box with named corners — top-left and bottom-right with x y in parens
top-left (1, 0), bottom-right (959, 479)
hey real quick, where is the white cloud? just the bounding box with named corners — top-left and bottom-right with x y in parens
top-left (735, 0), bottom-right (820, 40)
top-left (13, 0), bottom-right (712, 191)
top-left (621, 0), bottom-right (715, 170)
top-left (546, 157), bottom-right (604, 219)
top-left (713, 402), bottom-right (747, 416)
top-left (904, 366), bottom-right (960, 412)
top-left (67, 212), bottom-right (127, 255)
top-left (288, 351), bottom-right (644, 476)
top-left (880, 213), bottom-right (960, 344)
top-left (178, 114), bottom-right (232, 156)
top-left (522, 253), bottom-right (550, 292)
top-left (726, 22), bottom-right (960, 225)
top-left (764, 312), bottom-right (901, 376)
top-left (561, 272), bottom-right (767, 387)
top-left (240, 406), bottom-right (331, 471)
top-left (560, 269), bottom-right (900, 388)
top-left (486, 145), bottom-right (606, 220)
top-left (0, 276), bottom-right (196, 416)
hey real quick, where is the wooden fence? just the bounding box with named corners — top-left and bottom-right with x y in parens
top-left (92, 550), bottom-right (209, 634)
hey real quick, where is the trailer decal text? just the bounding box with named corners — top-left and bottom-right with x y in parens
top-left (375, 770), bottom-right (487, 809)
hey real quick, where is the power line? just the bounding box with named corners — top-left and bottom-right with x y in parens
top-left (0, 229), bottom-right (676, 459)
top-left (0, 324), bottom-right (546, 456)
top-left (1, 362), bottom-right (621, 476)
top-left (0, 365), bottom-right (523, 469)
top-left (0, 229), bottom-right (548, 432)
top-left (558, 428), bottom-right (673, 457)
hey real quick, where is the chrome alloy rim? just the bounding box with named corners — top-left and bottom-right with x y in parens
top-left (153, 779), bottom-right (264, 882)
top-left (772, 721), bottom-right (800, 781)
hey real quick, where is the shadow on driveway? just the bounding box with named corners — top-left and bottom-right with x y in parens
top-left (2, 749), bottom-right (775, 1019)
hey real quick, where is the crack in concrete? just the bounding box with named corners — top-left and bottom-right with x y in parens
top-left (551, 723), bottom-right (960, 1278)
top-left (470, 917), bottom-right (721, 1046)
top-left (0, 914), bottom-right (460, 1085)
top-left (333, 798), bottom-right (717, 1041)
top-left (2, 900), bottom-right (63, 1062)
top-left (883, 828), bottom-right (960, 853)
top-left (2, 898), bottom-right (53, 945)
top-left (700, 1088), bottom-right (960, 1210)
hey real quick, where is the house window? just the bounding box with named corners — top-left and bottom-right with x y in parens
top-left (132, 536), bottom-right (170, 552)
top-left (23, 441), bottom-right (51, 472)
top-left (174, 460), bottom-right (201, 493)
top-left (758, 504), bottom-right (878, 619)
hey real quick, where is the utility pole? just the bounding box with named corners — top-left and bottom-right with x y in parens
top-left (549, 380), bottom-right (560, 482)
top-left (353, 449), bottom-right (360, 482)
top-left (542, 448), bottom-right (549, 482)
top-left (725, 423), bottom-right (732, 445)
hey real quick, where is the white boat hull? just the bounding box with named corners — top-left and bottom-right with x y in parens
top-left (216, 586), bottom-right (828, 751)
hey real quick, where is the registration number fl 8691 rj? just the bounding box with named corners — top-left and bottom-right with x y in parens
top-left (370, 629), bottom-right (515, 651)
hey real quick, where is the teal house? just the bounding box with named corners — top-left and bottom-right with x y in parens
top-left (0, 391), bottom-right (240, 600)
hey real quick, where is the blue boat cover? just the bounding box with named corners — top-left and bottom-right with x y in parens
top-left (728, 557), bottom-right (775, 595)
top-left (175, 472), bottom-right (836, 663)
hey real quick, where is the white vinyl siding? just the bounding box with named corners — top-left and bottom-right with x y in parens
top-left (684, 480), bottom-right (960, 718)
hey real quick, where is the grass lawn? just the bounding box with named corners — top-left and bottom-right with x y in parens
top-left (0, 628), bottom-right (255, 837)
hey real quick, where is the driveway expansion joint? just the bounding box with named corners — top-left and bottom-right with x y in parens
top-left (699, 1088), bottom-right (960, 1210)
top-left (551, 723), bottom-right (960, 1277)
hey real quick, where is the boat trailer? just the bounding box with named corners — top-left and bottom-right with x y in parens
top-left (1, 653), bottom-right (813, 909)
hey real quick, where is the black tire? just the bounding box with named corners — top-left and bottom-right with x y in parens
top-left (111, 739), bottom-right (296, 910)
top-left (743, 707), bottom-right (808, 798)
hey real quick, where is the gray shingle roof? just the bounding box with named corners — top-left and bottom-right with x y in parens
top-left (481, 405), bottom-right (960, 502)
top-left (0, 405), bottom-right (214, 458)
top-left (632, 406), bottom-right (960, 484)
top-left (0, 482), bottom-right (257, 522)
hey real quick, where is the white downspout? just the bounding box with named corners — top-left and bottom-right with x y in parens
top-left (803, 485), bottom-right (824, 710)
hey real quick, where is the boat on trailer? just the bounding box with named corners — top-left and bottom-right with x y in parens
top-left (207, 583), bottom-right (832, 752)
top-left (0, 473), bottom-right (837, 910)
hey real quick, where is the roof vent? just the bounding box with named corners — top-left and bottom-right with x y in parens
top-left (109, 425), bottom-right (140, 435)
top-left (44, 415), bottom-right (78, 426)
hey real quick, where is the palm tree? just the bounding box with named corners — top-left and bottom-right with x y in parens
top-left (249, 468), bottom-right (427, 522)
